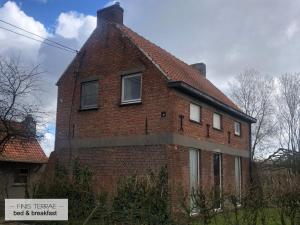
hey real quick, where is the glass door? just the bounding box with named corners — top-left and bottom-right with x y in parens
top-left (189, 149), bottom-right (200, 211)
top-left (213, 153), bottom-right (222, 209)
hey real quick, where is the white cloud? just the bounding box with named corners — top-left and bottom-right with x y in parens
top-left (55, 11), bottom-right (96, 44)
top-left (104, 0), bottom-right (119, 7)
top-left (0, 1), bottom-right (48, 61)
top-left (40, 131), bottom-right (55, 156)
top-left (286, 21), bottom-right (298, 40)
top-left (0, 1), bottom-right (97, 155)
top-left (118, 0), bottom-right (300, 87)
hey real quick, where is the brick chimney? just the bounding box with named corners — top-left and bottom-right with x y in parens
top-left (97, 2), bottom-right (124, 27)
top-left (191, 63), bottom-right (206, 78)
top-left (23, 115), bottom-right (36, 137)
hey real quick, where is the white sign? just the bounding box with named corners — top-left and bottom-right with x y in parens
top-left (5, 199), bottom-right (68, 221)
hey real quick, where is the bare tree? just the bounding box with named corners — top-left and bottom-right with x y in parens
top-left (275, 74), bottom-right (300, 173)
top-left (0, 56), bottom-right (43, 151)
top-left (228, 69), bottom-right (277, 159)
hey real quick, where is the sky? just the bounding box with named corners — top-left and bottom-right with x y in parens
top-left (0, 0), bottom-right (299, 156)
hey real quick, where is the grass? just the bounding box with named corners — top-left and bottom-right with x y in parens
top-left (0, 208), bottom-right (295, 225)
top-left (186, 208), bottom-right (292, 225)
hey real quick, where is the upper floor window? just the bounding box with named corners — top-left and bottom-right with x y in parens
top-left (213, 113), bottom-right (222, 130)
top-left (80, 80), bottom-right (98, 109)
top-left (190, 103), bottom-right (201, 123)
top-left (234, 121), bottom-right (241, 136)
top-left (121, 73), bottom-right (142, 104)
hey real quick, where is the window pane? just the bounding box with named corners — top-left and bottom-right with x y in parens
top-left (189, 149), bottom-right (199, 190)
top-left (189, 149), bottom-right (200, 211)
top-left (213, 153), bottom-right (222, 209)
top-left (190, 104), bottom-right (200, 122)
top-left (235, 157), bottom-right (242, 202)
top-left (122, 74), bottom-right (141, 102)
top-left (81, 81), bottom-right (98, 108)
top-left (235, 122), bottom-right (241, 136)
top-left (213, 113), bottom-right (221, 129)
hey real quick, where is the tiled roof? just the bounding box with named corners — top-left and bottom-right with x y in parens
top-left (0, 138), bottom-right (47, 164)
top-left (116, 24), bottom-right (238, 110)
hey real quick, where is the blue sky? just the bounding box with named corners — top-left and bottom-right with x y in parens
top-left (0, 0), bottom-right (107, 29)
top-left (0, 0), bottom-right (299, 156)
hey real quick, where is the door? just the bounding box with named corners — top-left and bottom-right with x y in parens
top-left (189, 149), bottom-right (200, 209)
top-left (213, 153), bottom-right (222, 209)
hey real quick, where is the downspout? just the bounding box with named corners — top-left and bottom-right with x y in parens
top-left (249, 122), bottom-right (253, 183)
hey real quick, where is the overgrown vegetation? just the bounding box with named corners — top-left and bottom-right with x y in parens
top-left (177, 166), bottom-right (300, 225)
top-left (33, 160), bottom-right (170, 225)
top-left (111, 168), bottom-right (170, 225)
top-left (32, 160), bottom-right (299, 225)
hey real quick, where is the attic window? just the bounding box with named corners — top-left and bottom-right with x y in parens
top-left (121, 73), bottom-right (142, 104)
top-left (80, 80), bottom-right (98, 109)
top-left (14, 168), bottom-right (29, 185)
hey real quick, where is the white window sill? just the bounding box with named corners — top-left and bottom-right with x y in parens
top-left (120, 100), bottom-right (142, 106)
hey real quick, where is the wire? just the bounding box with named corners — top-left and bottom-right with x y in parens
top-left (0, 26), bottom-right (77, 53)
top-left (0, 19), bottom-right (78, 53)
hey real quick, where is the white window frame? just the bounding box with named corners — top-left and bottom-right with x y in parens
top-left (189, 103), bottom-right (201, 123)
top-left (213, 113), bottom-right (222, 130)
top-left (121, 73), bottom-right (142, 104)
top-left (234, 121), bottom-right (241, 136)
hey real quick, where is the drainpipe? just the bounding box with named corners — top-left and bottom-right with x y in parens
top-left (249, 122), bottom-right (253, 183)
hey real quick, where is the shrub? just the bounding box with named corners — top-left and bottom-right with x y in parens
top-left (34, 158), bottom-right (96, 221)
top-left (111, 166), bottom-right (171, 225)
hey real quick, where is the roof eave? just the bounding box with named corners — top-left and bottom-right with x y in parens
top-left (0, 158), bottom-right (48, 164)
top-left (168, 81), bottom-right (257, 123)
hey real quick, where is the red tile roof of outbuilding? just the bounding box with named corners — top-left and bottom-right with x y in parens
top-left (0, 138), bottom-right (47, 164)
top-left (116, 24), bottom-right (239, 110)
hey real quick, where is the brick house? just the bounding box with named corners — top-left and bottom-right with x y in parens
top-left (0, 120), bottom-right (47, 208)
top-left (52, 3), bottom-right (256, 208)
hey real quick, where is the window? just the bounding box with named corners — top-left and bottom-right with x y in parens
top-left (80, 81), bottom-right (98, 109)
top-left (235, 157), bottom-right (242, 204)
top-left (234, 121), bottom-right (241, 136)
top-left (190, 103), bottom-right (201, 123)
top-left (14, 168), bottom-right (29, 185)
top-left (213, 113), bottom-right (222, 130)
top-left (189, 149), bottom-right (200, 211)
top-left (121, 73), bottom-right (142, 104)
top-left (213, 153), bottom-right (222, 209)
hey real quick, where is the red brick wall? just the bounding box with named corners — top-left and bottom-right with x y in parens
top-left (55, 22), bottom-right (250, 152)
top-left (45, 145), bottom-right (167, 193)
top-left (56, 24), bottom-right (173, 142)
top-left (169, 91), bottom-right (250, 152)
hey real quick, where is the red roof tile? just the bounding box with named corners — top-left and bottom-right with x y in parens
top-left (0, 138), bottom-right (47, 163)
top-left (116, 24), bottom-right (238, 110)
